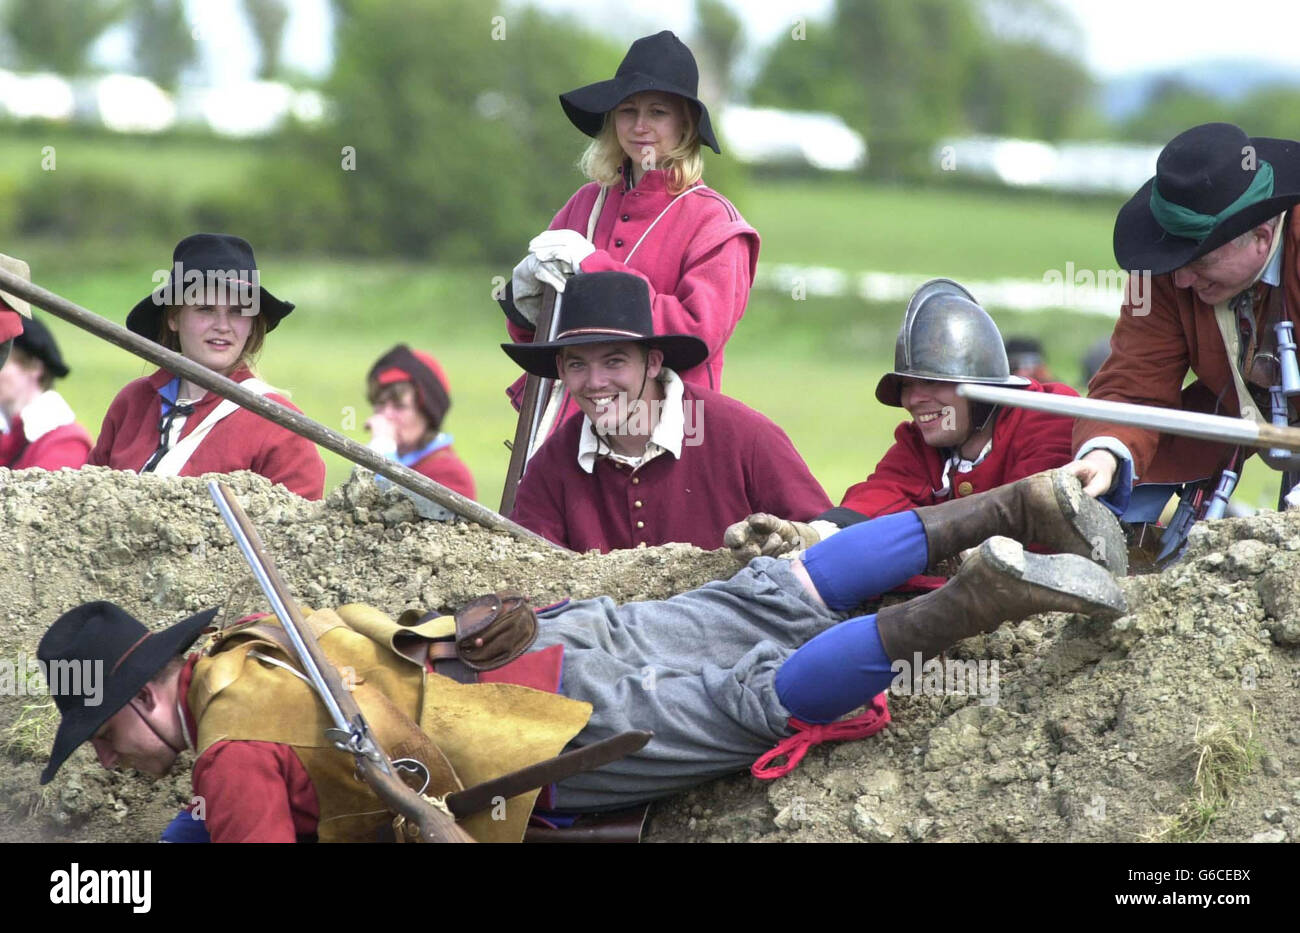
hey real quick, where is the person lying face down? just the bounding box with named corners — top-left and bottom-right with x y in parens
top-left (40, 469), bottom-right (1126, 841)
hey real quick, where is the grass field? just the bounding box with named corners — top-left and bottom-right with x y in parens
top-left (12, 174), bottom-right (1284, 515)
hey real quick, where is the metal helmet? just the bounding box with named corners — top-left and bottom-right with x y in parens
top-left (875, 278), bottom-right (1029, 407)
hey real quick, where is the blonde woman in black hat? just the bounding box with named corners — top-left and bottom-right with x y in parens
top-left (87, 234), bottom-right (325, 499)
top-left (501, 30), bottom-right (759, 413)
top-left (0, 315), bottom-right (92, 470)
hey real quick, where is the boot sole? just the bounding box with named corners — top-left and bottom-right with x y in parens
top-left (1050, 470), bottom-right (1129, 577)
top-left (981, 536), bottom-right (1128, 621)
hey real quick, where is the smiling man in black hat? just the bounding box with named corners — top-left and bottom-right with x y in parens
top-left (0, 314), bottom-right (92, 470)
top-left (1067, 122), bottom-right (1300, 509)
top-left (503, 271), bottom-right (829, 552)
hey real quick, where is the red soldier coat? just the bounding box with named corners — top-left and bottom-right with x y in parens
top-left (409, 446), bottom-right (476, 501)
top-left (505, 169), bottom-right (759, 412)
top-left (88, 366), bottom-right (325, 500)
top-left (835, 380), bottom-right (1079, 519)
top-left (510, 384), bottom-right (832, 553)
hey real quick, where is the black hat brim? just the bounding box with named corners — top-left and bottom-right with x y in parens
top-left (560, 74), bottom-right (720, 154)
top-left (502, 332), bottom-right (710, 381)
top-left (1114, 136), bottom-right (1300, 275)
top-left (125, 287), bottom-right (294, 342)
top-left (41, 607), bottom-right (217, 785)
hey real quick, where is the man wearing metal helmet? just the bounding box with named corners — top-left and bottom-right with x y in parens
top-left (726, 280), bottom-right (1078, 565)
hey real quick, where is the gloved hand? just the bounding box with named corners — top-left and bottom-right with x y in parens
top-left (528, 229), bottom-right (596, 273)
top-left (510, 253), bottom-right (546, 327)
top-left (724, 513), bottom-right (822, 564)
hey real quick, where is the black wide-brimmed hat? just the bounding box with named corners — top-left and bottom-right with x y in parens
top-left (126, 233), bottom-right (294, 342)
top-left (560, 30), bottom-right (721, 155)
top-left (369, 345), bottom-right (452, 429)
top-left (38, 601), bottom-right (217, 784)
top-left (15, 314), bottom-right (69, 379)
top-left (501, 271), bottom-right (709, 380)
top-left (1114, 123), bottom-right (1300, 275)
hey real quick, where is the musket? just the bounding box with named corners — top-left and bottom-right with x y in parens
top-left (957, 383), bottom-right (1300, 455)
top-left (208, 480), bottom-right (475, 843)
top-left (500, 286), bottom-right (563, 514)
top-left (0, 265), bottom-right (565, 551)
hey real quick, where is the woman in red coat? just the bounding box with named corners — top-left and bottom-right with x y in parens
top-left (365, 345), bottom-right (475, 500)
top-left (0, 315), bottom-right (92, 471)
top-left (726, 280), bottom-right (1077, 566)
top-left (501, 30), bottom-right (758, 415)
top-left (87, 234), bottom-right (325, 499)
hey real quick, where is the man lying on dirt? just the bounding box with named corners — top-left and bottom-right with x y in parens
top-left (504, 270), bottom-right (831, 552)
top-left (40, 470), bottom-right (1126, 843)
top-left (724, 280), bottom-right (1077, 570)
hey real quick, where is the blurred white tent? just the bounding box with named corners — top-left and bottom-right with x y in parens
top-left (720, 106), bottom-right (867, 172)
top-left (935, 135), bottom-right (1161, 195)
top-left (75, 74), bottom-right (176, 133)
top-left (0, 69), bottom-right (76, 121)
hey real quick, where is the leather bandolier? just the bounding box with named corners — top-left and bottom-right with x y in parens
top-left (188, 604), bottom-right (592, 843)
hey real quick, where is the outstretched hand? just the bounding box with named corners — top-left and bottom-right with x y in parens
top-left (723, 513), bottom-right (820, 564)
top-left (1062, 450), bottom-right (1119, 499)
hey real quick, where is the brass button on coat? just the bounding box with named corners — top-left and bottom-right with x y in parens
top-left (957, 481), bottom-right (974, 496)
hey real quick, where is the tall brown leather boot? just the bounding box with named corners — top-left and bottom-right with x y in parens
top-left (912, 469), bottom-right (1127, 575)
top-left (875, 535), bottom-right (1127, 661)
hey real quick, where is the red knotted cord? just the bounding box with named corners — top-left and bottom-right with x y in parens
top-left (751, 693), bottom-right (891, 780)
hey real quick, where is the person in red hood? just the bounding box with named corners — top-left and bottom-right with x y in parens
top-left (498, 30), bottom-right (758, 426)
top-left (726, 280), bottom-right (1078, 569)
top-left (87, 234), bottom-right (325, 499)
top-left (364, 345), bottom-right (476, 501)
top-left (0, 315), bottom-right (92, 471)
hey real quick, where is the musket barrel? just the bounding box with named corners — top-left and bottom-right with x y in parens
top-left (957, 383), bottom-right (1300, 453)
top-left (0, 266), bottom-right (566, 550)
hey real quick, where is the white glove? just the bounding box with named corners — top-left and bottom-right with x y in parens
top-left (528, 229), bottom-right (595, 272)
top-left (510, 253), bottom-right (545, 326)
top-left (1285, 482), bottom-right (1300, 510)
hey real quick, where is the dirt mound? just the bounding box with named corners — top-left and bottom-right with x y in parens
top-left (1, 467), bottom-right (1297, 843)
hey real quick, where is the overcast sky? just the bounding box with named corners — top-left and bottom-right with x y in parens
top-left (103, 0), bottom-right (1300, 86)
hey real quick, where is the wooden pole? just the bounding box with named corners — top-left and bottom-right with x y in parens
top-left (499, 286), bottom-right (559, 515)
top-left (0, 266), bottom-right (566, 551)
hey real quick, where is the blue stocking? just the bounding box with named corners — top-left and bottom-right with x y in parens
top-left (800, 511), bottom-right (929, 611)
top-left (776, 613), bottom-right (893, 724)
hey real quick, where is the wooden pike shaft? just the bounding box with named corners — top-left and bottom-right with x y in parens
top-left (0, 266), bottom-right (566, 550)
top-left (958, 382), bottom-right (1300, 453)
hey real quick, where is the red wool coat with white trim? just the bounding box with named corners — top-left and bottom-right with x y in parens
top-left (510, 384), bottom-right (832, 553)
top-left (87, 366), bottom-right (325, 500)
top-left (837, 380), bottom-right (1079, 518)
top-left (506, 169), bottom-right (759, 409)
top-left (0, 420), bottom-right (91, 470)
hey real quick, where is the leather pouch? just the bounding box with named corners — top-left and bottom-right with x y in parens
top-left (454, 590), bottom-right (538, 671)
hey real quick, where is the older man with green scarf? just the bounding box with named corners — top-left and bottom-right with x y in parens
top-left (1068, 122), bottom-right (1300, 512)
